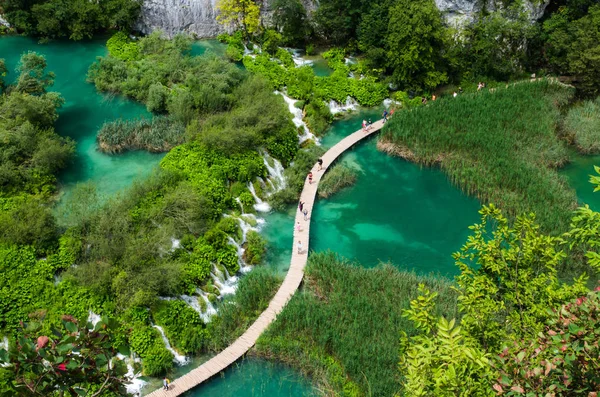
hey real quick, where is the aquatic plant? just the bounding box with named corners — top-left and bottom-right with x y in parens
top-left (318, 163), bottom-right (357, 198)
top-left (381, 79), bottom-right (577, 233)
top-left (563, 96), bottom-right (600, 154)
top-left (97, 116), bottom-right (186, 154)
top-left (257, 251), bottom-right (458, 395)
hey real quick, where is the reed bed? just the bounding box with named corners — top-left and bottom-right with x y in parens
top-left (564, 97), bottom-right (600, 154)
top-left (257, 251), bottom-right (458, 396)
top-left (318, 163), bottom-right (357, 198)
top-left (380, 79), bottom-right (578, 233)
top-left (97, 116), bottom-right (186, 153)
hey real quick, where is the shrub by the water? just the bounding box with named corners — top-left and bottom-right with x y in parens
top-left (97, 116), bottom-right (186, 153)
top-left (564, 97), bottom-right (600, 154)
top-left (318, 163), bottom-right (357, 198)
top-left (257, 251), bottom-right (458, 396)
top-left (380, 79), bottom-right (577, 233)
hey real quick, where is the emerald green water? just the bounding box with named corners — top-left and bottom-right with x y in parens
top-left (0, 36), bottom-right (163, 198)
top-left (562, 153), bottom-right (600, 211)
top-left (262, 109), bottom-right (482, 277)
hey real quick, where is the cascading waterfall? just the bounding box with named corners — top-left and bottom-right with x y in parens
top-left (328, 96), bottom-right (359, 114)
top-left (0, 336), bottom-right (7, 367)
top-left (152, 324), bottom-right (189, 366)
top-left (285, 48), bottom-right (314, 67)
top-left (115, 353), bottom-right (147, 396)
top-left (274, 91), bottom-right (318, 144)
top-left (262, 152), bottom-right (287, 190)
top-left (210, 265), bottom-right (238, 296)
top-left (383, 98), bottom-right (401, 109)
top-left (247, 182), bottom-right (271, 212)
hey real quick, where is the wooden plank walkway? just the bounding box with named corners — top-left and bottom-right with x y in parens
top-left (147, 119), bottom-right (386, 397)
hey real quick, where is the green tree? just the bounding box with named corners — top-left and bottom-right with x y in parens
top-left (0, 59), bottom-right (7, 91)
top-left (0, 317), bottom-right (131, 396)
top-left (216, 0), bottom-right (260, 36)
top-left (544, 4), bottom-right (600, 96)
top-left (15, 52), bottom-right (55, 95)
top-left (271, 0), bottom-right (310, 46)
top-left (386, 0), bottom-right (448, 90)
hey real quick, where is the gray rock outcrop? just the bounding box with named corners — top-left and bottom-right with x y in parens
top-left (436, 0), bottom-right (550, 27)
top-left (137, 0), bottom-right (549, 38)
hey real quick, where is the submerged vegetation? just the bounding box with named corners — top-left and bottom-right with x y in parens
top-left (97, 116), bottom-right (186, 153)
top-left (381, 80), bottom-right (578, 233)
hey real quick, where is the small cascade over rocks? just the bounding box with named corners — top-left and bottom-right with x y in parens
top-left (247, 182), bottom-right (271, 212)
top-left (285, 48), bottom-right (313, 67)
top-left (0, 336), bottom-right (8, 367)
top-left (210, 265), bottom-right (238, 296)
top-left (274, 91), bottom-right (318, 144)
top-left (328, 96), bottom-right (359, 114)
top-left (180, 293), bottom-right (216, 323)
top-left (383, 98), bottom-right (401, 109)
top-left (116, 353), bottom-right (146, 396)
top-left (262, 151), bottom-right (286, 190)
top-left (152, 324), bottom-right (189, 366)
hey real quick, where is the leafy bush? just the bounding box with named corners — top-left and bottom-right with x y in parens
top-left (106, 32), bottom-right (140, 62)
top-left (128, 325), bottom-right (173, 376)
top-left (153, 300), bottom-right (207, 354)
top-left (243, 231), bottom-right (266, 265)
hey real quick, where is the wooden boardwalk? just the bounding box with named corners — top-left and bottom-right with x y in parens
top-left (147, 119), bottom-right (385, 397)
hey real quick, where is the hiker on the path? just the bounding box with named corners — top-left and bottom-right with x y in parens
top-left (477, 82), bottom-right (483, 91)
top-left (317, 158), bottom-right (323, 171)
top-left (421, 97), bottom-right (427, 104)
top-left (453, 91), bottom-right (457, 98)
top-left (390, 108), bottom-right (395, 117)
top-left (308, 172), bottom-right (313, 184)
top-left (458, 87), bottom-right (463, 94)
top-left (299, 201), bottom-right (304, 212)
top-left (297, 240), bottom-right (303, 254)
top-left (362, 119), bottom-right (367, 132)
top-left (382, 109), bottom-right (388, 123)
top-left (296, 221), bottom-right (302, 232)
top-left (163, 378), bottom-right (170, 391)
top-left (303, 208), bottom-right (308, 221)
top-left (432, 94), bottom-right (437, 101)
top-left (367, 119), bottom-right (372, 131)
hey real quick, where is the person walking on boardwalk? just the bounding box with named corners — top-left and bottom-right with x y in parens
top-left (368, 119), bottom-right (372, 131)
top-left (296, 221), bottom-right (302, 233)
top-left (299, 201), bottom-right (304, 212)
top-left (308, 172), bottom-right (313, 184)
top-left (303, 208), bottom-right (308, 221)
top-left (362, 119), bottom-right (367, 132)
top-left (297, 240), bottom-right (303, 254)
top-left (382, 109), bottom-right (388, 123)
top-left (163, 378), bottom-right (170, 391)
top-left (317, 158), bottom-right (323, 171)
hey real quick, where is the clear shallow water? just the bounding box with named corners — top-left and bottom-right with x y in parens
top-left (562, 153), bottom-right (600, 211)
top-left (262, 108), bottom-right (482, 277)
top-left (0, 36), bottom-right (163, 199)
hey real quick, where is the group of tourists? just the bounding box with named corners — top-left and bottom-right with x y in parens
top-left (296, 156), bottom-right (326, 254)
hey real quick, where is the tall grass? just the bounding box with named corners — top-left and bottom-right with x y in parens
top-left (97, 116), bottom-right (185, 153)
top-left (256, 251), bottom-right (458, 396)
top-left (318, 163), bottom-right (357, 198)
top-left (564, 97), bottom-right (600, 154)
top-left (380, 79), bottom-right (577, 233)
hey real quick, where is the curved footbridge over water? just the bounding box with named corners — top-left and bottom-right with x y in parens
top-left (147, 119), bottom-right (386, 396)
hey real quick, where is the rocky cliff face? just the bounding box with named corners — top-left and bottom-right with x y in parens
top-left (435, 0), bottom-right (550, 27)
top-left (136, 0), bottom-right (549, 38)
top-left (136, 0), bottom-right (225, 38)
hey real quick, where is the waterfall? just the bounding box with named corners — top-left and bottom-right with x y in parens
top-left (328, 96), bottom-right (359, 114)
top-left (383, 98), bottom-right (401, 109)
top-left (116, 353), bottom-right (147, 396)
top-left (274, 91), bottom-right (318, 144)
top-left (210, 265), bottom-right (238, 296)
top-left (0, 336), bottom-right (7, 367)
top-left (170, 238), bottom-right (181, 250)
top-left (87, 311), bottom-right (101, 328)
top-left (180, 293), bottom-right (216, 323)
top-left (247, 182), bottom-right (271, 212)
top-left (152, 325), bottom-right (189, 366)
top-left (262, 152), bottom-right (287, 191)
top-left (284, 48), bottom-right (314, 67)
